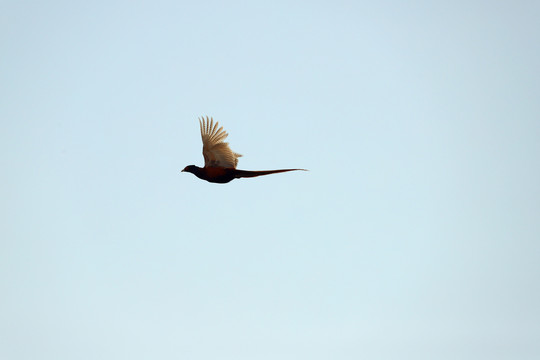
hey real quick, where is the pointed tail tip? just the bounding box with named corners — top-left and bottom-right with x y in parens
top-left (281, 168), bottom-right (307, 172)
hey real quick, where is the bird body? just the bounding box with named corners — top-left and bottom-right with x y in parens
top-left (183, 165), bottom-right (304, 184)
top-left (182, 117), bottom-right (306, 184)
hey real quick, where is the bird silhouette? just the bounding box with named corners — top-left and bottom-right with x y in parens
top-left (182, 116), bottom-right (306, 183)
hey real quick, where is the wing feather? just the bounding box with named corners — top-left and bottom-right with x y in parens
top-left (199, 116), bottom-right (242, 168)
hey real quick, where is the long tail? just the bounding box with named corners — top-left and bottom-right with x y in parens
top-left (233, 168), bottom-right (307, 179)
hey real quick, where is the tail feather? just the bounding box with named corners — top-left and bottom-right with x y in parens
top-left (234, 168), bottom-right (307, 179)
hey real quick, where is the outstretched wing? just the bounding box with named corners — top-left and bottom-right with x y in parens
top-left (199, 116), bottom-right (242, 168)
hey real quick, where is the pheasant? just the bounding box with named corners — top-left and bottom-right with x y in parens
top-left (182, 116), bottom-right (306, 184)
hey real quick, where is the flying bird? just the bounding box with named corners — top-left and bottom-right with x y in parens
top-left (182, 116), bottom-right (306, 183)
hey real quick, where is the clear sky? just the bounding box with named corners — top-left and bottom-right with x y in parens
top-left (1, 1), bottom-right (539, 359)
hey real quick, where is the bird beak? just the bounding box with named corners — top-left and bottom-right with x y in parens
top-left (181, 169), bottom-right (185, 172)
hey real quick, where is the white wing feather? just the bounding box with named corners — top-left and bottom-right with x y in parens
top-left (199, 116), bottom-right (242, 168)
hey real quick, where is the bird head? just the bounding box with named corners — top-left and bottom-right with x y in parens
top-left (181, 165), bottom-right (197, 174)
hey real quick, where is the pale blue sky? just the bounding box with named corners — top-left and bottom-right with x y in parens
top-left (1, 1), bottom-right (539, 359)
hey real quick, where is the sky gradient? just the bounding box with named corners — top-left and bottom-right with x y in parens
top-left (1, 1), bottom-right (539, 359)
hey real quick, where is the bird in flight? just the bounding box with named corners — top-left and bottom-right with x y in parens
top-left (182, 116), bottom-right (306, 183)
